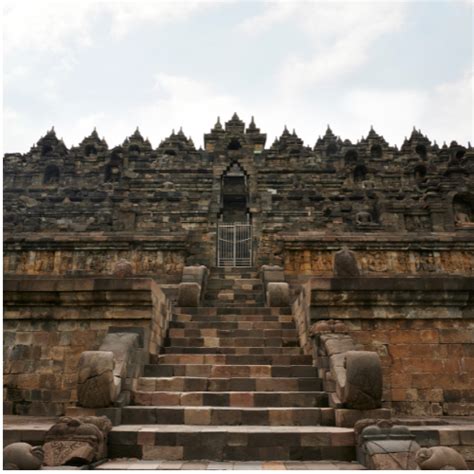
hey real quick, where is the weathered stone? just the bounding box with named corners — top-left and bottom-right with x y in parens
top-left (77, 351), bottom-right (116, 408)
top-left (43, 416), bottom-right (112, 466)
top-left (334, 247), bottom-right (360, 277)
top-left (343, 351), bottom-right (382, 410)
top-left (113, 259), bottom-right (133, 278)
top-left (3, 442), bottom-right (43, 470)
top-left (356, 420), bottom-right (420, 470)
top-left (416, 446), bottom-right (468, 470)
top-left (177, 282), bottom-right (201, 307)
top-left (266, 282), bottom-right (290, 307)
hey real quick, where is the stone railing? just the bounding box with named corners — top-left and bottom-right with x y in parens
top-left (177, 265), bottom-right (209, 307)
top-left (260, 265), bottom-right (290, 307)
top-left (3, 277), bottom-right (174, 417)
top-left (309, 320), bottom-right (390, 427)
top-left (308, 276), bottom-right (474, 417)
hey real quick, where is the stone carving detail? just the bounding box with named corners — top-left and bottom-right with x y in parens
top-left (416, 446), bottom-right (468, 470)
top-left (355, 419), bottom-right (420, 470)
top-left (334, 247), bottom-right (360, 277)
top-left (42, 416), bottom-right (112, 466)
top-left (3, 442), bottom-right (44, 470)
top-left (355, 210), bottom-right (372, 224)
top-left (113, 259), bottom-right (133, 277)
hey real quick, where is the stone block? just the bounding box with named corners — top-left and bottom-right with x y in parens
top-left (334, 247), bottom-right (360, 277)
top-left (267, 282), bottom-right (290, 307)
top-left (177, 282), bottom-right (201, 307)
top-left (77, 351), bottom-right (117, 408)
top-left (343, 351), bottom-right (382, 410)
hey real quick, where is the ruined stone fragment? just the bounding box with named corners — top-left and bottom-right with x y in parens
top-left (42, 416), bottom-right (112, 466)
top-left (416, 446), bottom-right (468, 470)
top-left (3, 442), bottom-right (43, 470)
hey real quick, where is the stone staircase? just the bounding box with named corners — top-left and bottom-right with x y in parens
top-left (108, 268), bottom-right (356, 462)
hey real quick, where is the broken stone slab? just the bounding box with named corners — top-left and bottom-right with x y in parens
top-left (77, 351), bottom-right (117, 408)
top-left (3, 442), bottom-right (43, 470)
top-left (334, 247), bottom-right (360, 277)
top-left (416, 446), bottom-right (468, 470)
top-left (266, 282), bottom-right (290, 307)
top-left (343, 350), bottom-right (383, 410)
top-left (177, 282), bottom-right (201, 307)
top-left (42, 416), bottom-right (112, 467)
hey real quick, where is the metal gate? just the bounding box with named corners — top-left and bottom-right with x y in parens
top-left (217, 223), bottom-right (252, 267)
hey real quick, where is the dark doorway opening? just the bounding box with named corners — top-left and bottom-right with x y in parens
top-left (220, 162), bottom-right (249, 223)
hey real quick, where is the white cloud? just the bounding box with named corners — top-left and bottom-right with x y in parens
top-left (238, 1), bottom-right (406, 93)
top-left (340, 71), bottom-right (473, 145)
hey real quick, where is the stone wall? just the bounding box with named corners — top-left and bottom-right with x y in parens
top-left (3, 233), bottom-right (187, 276)
top-left (4, 115), bottom-right (474, 271)
top-left (308, 277), bottom-right (474, 416)
top-left (281, 233), bottom-right (474, 276)
top-left (3, 277), bottom-right (174, 416)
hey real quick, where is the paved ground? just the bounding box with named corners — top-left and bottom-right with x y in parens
top-left (96, 460), bottom-right (365, 470)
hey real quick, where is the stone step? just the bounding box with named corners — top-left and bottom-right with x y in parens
top-left (108, 425), bottom-right (356, 461)
top-left (162, 346), bottom-right (303, 355)
top-left (202, 302), bottom-right (265, 308)
top-left (154, 354), bottom-right (314, 366)
top-left (168, 328), bottom-right (297, 338)
top-left (206, 278), bottom-right (262, 289)
top-left (132, 391), bottom-right (328, 408)
top-left (169, 321), bottom-right (296, 330)
top-left (164, 337), bottom-right (299, 348)
top-left (174, 314), bottom-right (294, 323)
top-left (144, 364), bottom-right (315, 378)
top-left (121, 406), bottom-right (334, 426)
top-left (174, 307), bottom-right (292, 316)
top-left (137, 377), bottom-right (323, 392)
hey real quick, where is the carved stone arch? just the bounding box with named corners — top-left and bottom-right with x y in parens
top-left (41, 143), bottom-right (54, 156)
top-left (219, 161), bottom-right (249, 223)
top-left (414, 163), bottom-right (427, 181)
top-left (344, 149), bottom-right (358, 165)
top-left (452, 192), bottom-right (474, 226)
top-left (326, 143), bottom-right (337, 157)
top-left (227, 138), bottom-right (242, 150)
top-left (353, 164), bottom-right (368, 183)
top-left (84, 144), bottom-right (97, 157)
top-left (370, 144), bottom-right (383, 158)
top-left (43, 164), bottom-right (60, 184)
top-left (415, 144), bottom-right (427, 160)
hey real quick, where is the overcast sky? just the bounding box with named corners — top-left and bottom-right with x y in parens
top-left (3, 0), bottom-right (473, 153)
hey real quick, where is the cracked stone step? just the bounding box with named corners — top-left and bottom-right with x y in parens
top-left (174, 314), bottom-right (294, 323)
top-left (174, 307), bottom-right (292, 316)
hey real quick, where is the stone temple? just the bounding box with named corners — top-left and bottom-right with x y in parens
top-left (3, 114), bottom-right (474, 469)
